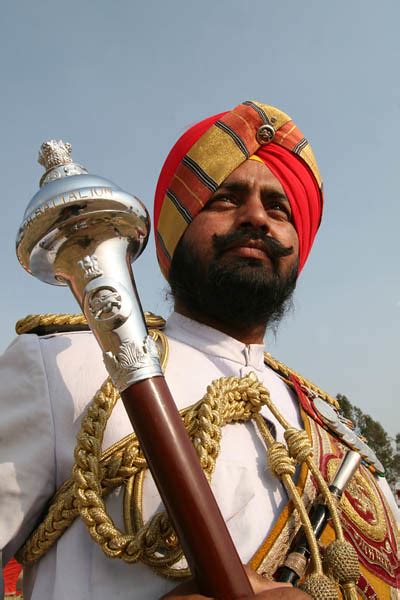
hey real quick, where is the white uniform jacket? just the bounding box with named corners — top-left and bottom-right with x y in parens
top-left (0, 312), bottom-right (398, 599)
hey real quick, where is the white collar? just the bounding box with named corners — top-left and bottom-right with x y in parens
top-left (164, 312), bottom-right (266, 371)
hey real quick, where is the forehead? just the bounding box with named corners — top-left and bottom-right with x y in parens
top-left (217, 159), bottom-right (286, 195)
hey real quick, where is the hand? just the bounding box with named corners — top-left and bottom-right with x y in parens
top-left (160, 566), bottom-right (311, 599)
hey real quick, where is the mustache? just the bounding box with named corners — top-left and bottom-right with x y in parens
top-left (212, 229), bottom-right (294, 261)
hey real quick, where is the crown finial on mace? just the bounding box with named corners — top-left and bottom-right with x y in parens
top-left (37, 139), bottom-right (88, 187)
top-left (38, 139), bottom-right (73, 170)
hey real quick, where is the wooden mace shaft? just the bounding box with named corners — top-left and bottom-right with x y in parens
top-left (121, 376), bottom-right (254, 599)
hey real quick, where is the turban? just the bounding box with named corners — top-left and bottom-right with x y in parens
top-left (154, 100), bottom-right (323, 278)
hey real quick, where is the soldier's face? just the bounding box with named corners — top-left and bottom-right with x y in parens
top-left (181, 159), bottom-right (299, 279)
top-left (169, 160), bottom-right (299, 329)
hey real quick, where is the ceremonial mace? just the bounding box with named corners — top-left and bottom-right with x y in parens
top-left (16, 141), bottom-right (254, 599)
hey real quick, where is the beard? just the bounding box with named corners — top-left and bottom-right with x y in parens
top-left (169, 228), bottom-right (298, 331)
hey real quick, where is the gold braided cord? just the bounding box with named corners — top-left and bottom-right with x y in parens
top-left (71, 370), bottom-right (358, 596)
top-left (253, 413), bottom-right (323, 577)
top-left (73, 377), bottom-right (161, 563)
top-left (120, 374), bottom-right (278, 578)
top-left (72, 374), bottom-right (266, 568)
top-left (15, 313), bottom-right (357, 595)
top-left (148, 328), bottom-right (169, 371)
top-left (17, 369), bottom-right (356, 588)
top-left (256, 392), bottom-right (345, 544)
top-left (125, 470), bottom-right (188, 579)
top-left (17, 324), bottom-right (168, 565)
top-left (19, 369), bottom-right (330, 581)
top-left (18, 380), bottom-right (182, 564)
top-left (17, 379), bottom-right (121, 564)
top-left (254, 422), bottom-right (359, 600)
top-left (252, 379), bottom-right (359, 597)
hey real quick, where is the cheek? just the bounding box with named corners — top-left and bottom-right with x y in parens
top-left (292, 230), bottom-right (299, 254)
top-left (278, 224), bottom-right (299, 264)
top-left (289, 231), bottom-right (300, 269)
top-left (274, 222), bottom-right (298, 249)
top-left (180, 223), bottom-right (212, 262)
top-left (184, 215), bottom-right (229, 255)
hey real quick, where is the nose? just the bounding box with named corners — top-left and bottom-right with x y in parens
top-left (236, 192), bottom-right (269, 231)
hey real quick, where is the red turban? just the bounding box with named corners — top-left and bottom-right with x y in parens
top-left (154, 101), bottom-right (323, 278)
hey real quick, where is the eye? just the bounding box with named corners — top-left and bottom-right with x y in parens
top-left (266, 200), bottom-right (291, 221)
top-left (205, 194), bottom-right (238, 211)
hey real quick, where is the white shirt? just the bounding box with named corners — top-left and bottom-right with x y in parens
top-left (0, 312), bottom-right (398, 599)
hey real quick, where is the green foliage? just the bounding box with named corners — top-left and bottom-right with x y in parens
top-left (336, 394), bottom-right (400, 486)
top-left (336, 394), bottom-right (352, 421)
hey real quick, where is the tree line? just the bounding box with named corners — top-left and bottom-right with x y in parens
top-left (337, 394), bottom-right (400, 488)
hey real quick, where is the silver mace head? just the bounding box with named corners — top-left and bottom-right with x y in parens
top-left (16, 139), bottom-right (150, 288)
top-left (16, 141), bottom-right (161, 391)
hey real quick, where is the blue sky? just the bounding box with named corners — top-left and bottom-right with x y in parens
top-left (1, 0), bottom-right (399, 437)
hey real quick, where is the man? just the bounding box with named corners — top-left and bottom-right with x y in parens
top-left (0, 100), bottom-right (399, 600)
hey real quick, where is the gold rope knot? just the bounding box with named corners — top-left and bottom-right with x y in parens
top-left (268, 442), bottom-right (296, 477)
top-left (236, 372), bottom-right (264, 414)
top-left (299, 573), bottom-right (339, 599)
top-left (284, 427), bottom-right (313, 464)
top-left (323, 540), bottom-right (360, 582)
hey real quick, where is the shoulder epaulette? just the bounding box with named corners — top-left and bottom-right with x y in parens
top-left (264, 352), bottom-right (339, 409)
top-left (16, 312), bottom-right (166, 337)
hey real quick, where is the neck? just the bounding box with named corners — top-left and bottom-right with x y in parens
top-left (174, 302), bottom-right (267, 345)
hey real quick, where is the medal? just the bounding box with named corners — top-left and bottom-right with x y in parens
top-left (312, 397), bottom-right (384, 475)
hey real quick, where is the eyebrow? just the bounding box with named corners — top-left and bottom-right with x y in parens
top-left (216, 181), bottom-right (289, 202)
